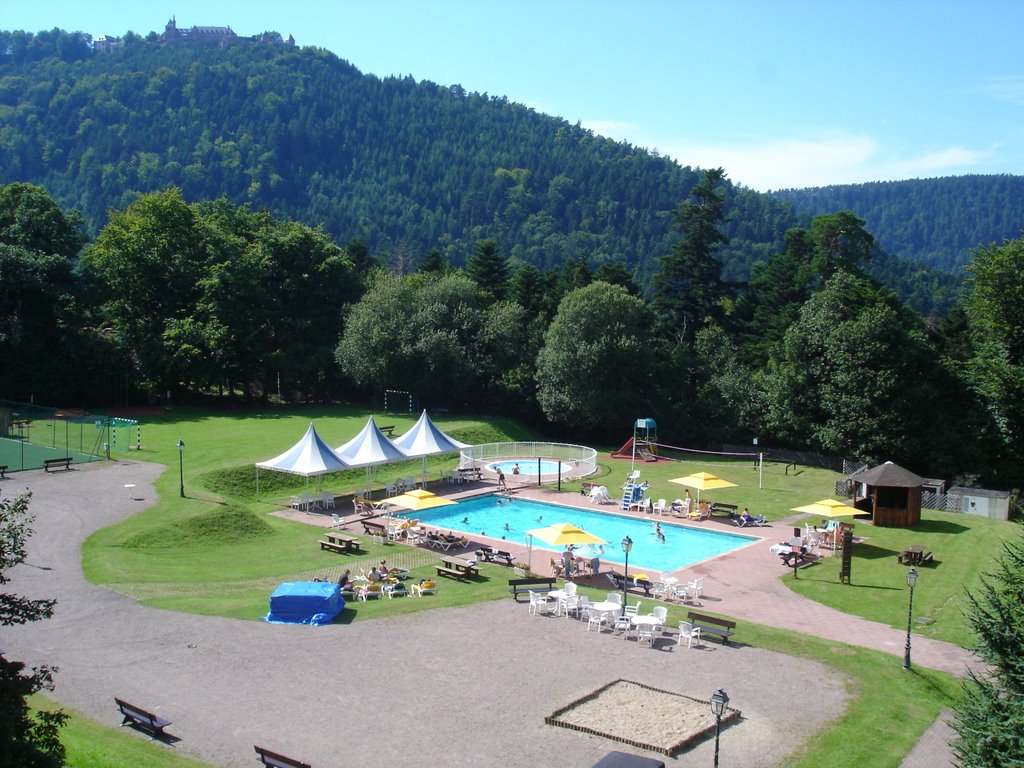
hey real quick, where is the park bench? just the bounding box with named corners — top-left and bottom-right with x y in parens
top-left (114, 697), bottom-right (172, 738)
top-left (687, 611), bottom-right (737, 645)
top-left (361, 520), bottom-right (387, 536)
top-left (43, 457), bottom-right (73, 472)
top-left (435, 565), bottom-right (467, 580)
top-left (475, 548), bottom-right (514, 566)
top-left (508, 576), bottom-right (556, 601)
top-left (254, 745), bottom-right (312, 768)
top-left (378, 424), bottom-right (395, 436)
top-left (606, 571), bottom-right (654, 597)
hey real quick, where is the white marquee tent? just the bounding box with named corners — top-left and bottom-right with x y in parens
top-left (254, 422), bottom-right (350, 499)
top-left (392, 409), bottom-right (470, 484)
top-left (335, 416), bottom-right (410, 496)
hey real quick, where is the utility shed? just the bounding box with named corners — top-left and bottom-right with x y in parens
top-left (849, 461), bottom-right (924, 528)
top-left (947, 486), bottom-right (1011, 521)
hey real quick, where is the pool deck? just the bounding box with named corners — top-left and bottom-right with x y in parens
top-left (297, 475), bottom-right (974, 678)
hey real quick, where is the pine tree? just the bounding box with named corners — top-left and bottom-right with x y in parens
top-left (651, 168), bottom-right (729, 344)
top-left (951, 529), bottom-right (1024, 767)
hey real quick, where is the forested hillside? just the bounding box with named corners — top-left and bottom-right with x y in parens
top-left (772, 175), bottom-right (1024, 273)
top-left (0, 27), bottom-right (962, 313)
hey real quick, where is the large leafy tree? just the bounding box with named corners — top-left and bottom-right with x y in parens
top-left (0, 491), bottom-right (66, 768)
top-left (760, 271), bottom-right (938, 463)
top-left (651, 168), bottom-right (729, 344)
top-left (535, 281), bottom-right (656, 431)
top-left (951, 529), bottom-right (1024, 767)
top-left (962, 235), bottom-right (1024, 485)
top-left (336, 271), bottom-right (525, 409)
top-left (0, 183), bottom-right (89, 402)
top-left (83, 191), bottom-right (353, 400)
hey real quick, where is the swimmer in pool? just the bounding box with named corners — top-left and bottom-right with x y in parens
top-left (503, 522), bottom-right (510, 530)
top-left (461, 516), bottom-right (470, 524)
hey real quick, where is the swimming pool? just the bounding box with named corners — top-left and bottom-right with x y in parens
top-left (397, 494), bottom-right (756, 573)
top-left (486, 459), bottom-right (564, 476)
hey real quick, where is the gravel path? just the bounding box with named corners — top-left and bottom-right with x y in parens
top-left (0, 461), bottom-right (959, 767)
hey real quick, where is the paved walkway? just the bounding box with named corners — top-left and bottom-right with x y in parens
top-left (1, 463), bottom-right (968, 767)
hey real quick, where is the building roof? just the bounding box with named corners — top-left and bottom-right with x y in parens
top-left (848, 461), bottom-right (924, 487)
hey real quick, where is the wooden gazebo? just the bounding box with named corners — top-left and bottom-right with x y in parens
top-left (849, 461), bottom-right (923, 528)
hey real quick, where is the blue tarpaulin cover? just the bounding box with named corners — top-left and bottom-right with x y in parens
top-left (265, 581), bottom-right (345, 626)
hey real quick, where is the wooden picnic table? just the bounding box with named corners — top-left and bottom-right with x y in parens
top-left (440, 555), bottom-right (479, 577)
top-left (898, 544), bottom-right (925, 565)
top-left (320, 531), bottom-right (362, 554)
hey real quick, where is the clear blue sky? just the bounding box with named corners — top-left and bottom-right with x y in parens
top-left (7, 1), bottom-right (1024, 191)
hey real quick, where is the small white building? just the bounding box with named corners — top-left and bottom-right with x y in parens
top-left (947, 486), bottom-right (1011, 521)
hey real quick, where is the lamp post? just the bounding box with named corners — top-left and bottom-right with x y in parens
top-left (710, 687), bottom-right (729, 768)
top-left (620, 536), bottom-right (633, 615)
top-left (903, 567), bottom-right (918, 670)
top-left (177, 440), bottom-right (185, 498)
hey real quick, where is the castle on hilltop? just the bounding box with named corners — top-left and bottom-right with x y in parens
top-left (160, 17), bottom-right (294, 47)
top-left (93, 18), bottom-right (295, 53)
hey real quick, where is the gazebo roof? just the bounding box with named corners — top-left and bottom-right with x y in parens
top-left (848, 461), bottom-right (924, 488)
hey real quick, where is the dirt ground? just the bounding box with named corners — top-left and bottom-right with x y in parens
top-left (2, 460), bottom-right (952, 767)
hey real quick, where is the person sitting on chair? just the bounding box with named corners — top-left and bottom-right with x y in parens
top-left (737, 508), bottom-right (756, 527)
top-left (337, 569), bottom-right (353, 590)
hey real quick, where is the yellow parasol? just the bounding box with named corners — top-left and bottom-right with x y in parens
top-left (790, 498), bottom-right (855, 517)
top-left (668, 471), bottom-right (737, 502)
top-left (387, 488), bottom-right (457, 511)
top-left (526, 522), bottom-right (606, 547)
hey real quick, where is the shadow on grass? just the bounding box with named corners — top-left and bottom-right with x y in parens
top-left (853, 543), bottom-right (902, 560)
top-left (914, 519), bottom-right (970, 535)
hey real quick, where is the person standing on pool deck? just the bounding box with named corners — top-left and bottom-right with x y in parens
top-left (562, 546), bottom-right (576, 578)
top-left (496, 468), bottom-right (507, 491)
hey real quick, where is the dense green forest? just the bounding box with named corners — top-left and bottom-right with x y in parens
top-left (773, 175), bottom-right (1024, 274)
top-left (0, 27), bottom-right (976, 315)
top-left (2, 29), bottom-right (1022, 491)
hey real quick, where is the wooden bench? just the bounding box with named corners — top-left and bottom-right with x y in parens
top-left (435, 565), bottom-right (467, 580)
top-left (254, 745), bottom-right (311, 768)
top-left (687, 611), bottom-right (737, 645)
top-left (607, 571), bottom-right (654, 597)
top-left (378, 425), bottom-right (395, 436)
top-left (361, 520), bottom-right (387, 536)
top-left (114, 697), bottom-right (172, 738)
top-left (508, 576), bottom-right (556, 601)
top-left (43, 457), bottom-right (73, 472)
top-left (476, 548), bottom-right (514, 566)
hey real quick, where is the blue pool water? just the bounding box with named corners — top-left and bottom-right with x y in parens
top-left (397, 495), bottom-right (756, 573)
top-left (486, 459), bottom-right (564, 475)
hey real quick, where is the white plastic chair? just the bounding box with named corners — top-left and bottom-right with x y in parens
top-left (612, 614), bottom-right (632, 638)
top-left (678, 620), bottom-right (701, 648)
top-left (577, 596), bottom-right (593, 623)
top-left (322, 492), bottom-right (335, 509)
top-left (605, 592), bottom-right (622, 606)
top-left (587, 610), bottom-right (608, 632)
top-left (637, 624), bottom-right (656, 647)
top-left (687, 577), bottom-right (705, 600)
top-left (624, 601), bottom-right (641, 618)
top-left (650, 606), bottom-right (668, 633)
top-left (563, 582), bottom-right (578, 596)
top-left (330, 513), bottom-right (345, 530)
top-left (528, 590), bottom-right (551, 616)
top-left (653, 499), bottom-right (667, 515)
top-left (562, 594), bottom-right (581, 618)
